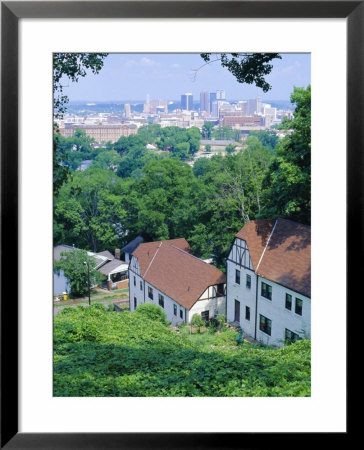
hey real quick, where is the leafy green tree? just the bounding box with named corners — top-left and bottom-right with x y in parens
top-left (249, 130), bottom-right (279, 151)
top-left (260, 86), bottom-right (311, 224)
top-left (54, 249), bottom-right (102, 297)
top-left (54, 169), bottom-right (129, 252)
top-left (204, 144), bottom-right (211, 153)
top-left (225, 144), bottom-right (236, 154)
top-left (200, 53), bottom-right (281, 92)
top-left (90, 150), bottom-right (122, 172)
top-left (202, 122), bottom-right (214, 139)
top-left (129, 158), bottom-right (196, 241)
top-left (53, 53), bottom-right (108, 194)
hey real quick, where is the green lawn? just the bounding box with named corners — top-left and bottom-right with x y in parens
top-left (54, 304), bottom-right (311, 397)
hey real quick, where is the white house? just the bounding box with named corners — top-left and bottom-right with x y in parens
top-left (226, 218), bottom-right (311, 346)
top-left (129, 238), bottom-right (226, 326)
top-left (53, 245), bottom-right (129, 295)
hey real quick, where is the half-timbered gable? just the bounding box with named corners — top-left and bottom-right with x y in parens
top-left (227, 237), bottom-right (254, 271)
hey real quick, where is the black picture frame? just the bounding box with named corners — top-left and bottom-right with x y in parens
top-left (1, 1), bottom-right (358, 448)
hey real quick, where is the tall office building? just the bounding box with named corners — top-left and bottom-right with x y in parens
top-left (181, 93), bottom-right (193, 111)
top-left (216, 90), bottom-right (226, 100)
top-left (210, 92), bottom-right (217, 105)
top-left (247, 97), bottom-right (262, 116)
top-left (124, 103), bottom-right (131, 118)
top-left (200, 91), bottom-right (210, 112)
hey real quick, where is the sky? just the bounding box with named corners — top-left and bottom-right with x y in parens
top-left (63, 53), bottom-right (311, 103)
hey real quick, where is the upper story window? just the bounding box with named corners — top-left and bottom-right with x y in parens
top-left (246, 274), bottom-right (251, 289)
top-left (235, 269), bottom-right (241, 285)
top-left (158, 293), bottom-right (164, 308)
top-left (259, 314), bottom-right (272, 336)
top-left (148, 286), bottom-right (153, 300)
top-left (140, 280), bottom-right (143, 291)
top-left (216, 283), bottom-right (225, 296)
top-left (133, 276), bottom-right (136, 286)
top-left (295, 298), bottom-right (303, 316)
top-left (285, 293), bottom-right (292, 310)
top-left (180, 309), bottom-right (183, 319)
top-left (245, 306), bottom-right (250, 321)
top-left (261, 282), bottom-right (272, 300)
top-left (173, 304), bottom-right (177, 316)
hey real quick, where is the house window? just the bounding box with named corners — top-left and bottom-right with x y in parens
top-left (261, 282), bottom-right (272, 300)
top-left (245, 306), bottom-right (250, 321)
top-left (246, 274), bottom-right (251, 289)
top-left (216, 283), bottom-right (225, 296)
top-left (259, 314), bottom-right (272, 336)
top-left (158, 294), bottom-right (164, 308)
top-left (140, 280), bottom-right (143, 291)
top-left (235, 269), bottom-right (241, 285)
top-left (180, 309), bottom-right (183, 319)
top-left (295, 298), bottom-right (303, 316)
top-left (285, 293), bottom-right (292, 310)
top-left (201, 311), bottom-right (209, 322)
top-left (133, 276), bottom-right (136, 286)
top-left (285, 328), bottom-right (300, 343)
top-left (148, 286), bottom-right (153, 300)
top-left (134, 297), bottom-right (137, 309)
top-left (173, 304), bottom-right (177, 316)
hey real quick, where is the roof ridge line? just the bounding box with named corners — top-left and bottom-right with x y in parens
top-left (144, 242), bottom-right (163, 277)
top-left (256, 218), bottom-right (278, 272)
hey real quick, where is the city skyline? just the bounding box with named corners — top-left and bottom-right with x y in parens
top-left (63, 53), bottom-right (311, 103)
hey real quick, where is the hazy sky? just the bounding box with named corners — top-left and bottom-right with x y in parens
top-left (64, 53), bottom-right (310, 103)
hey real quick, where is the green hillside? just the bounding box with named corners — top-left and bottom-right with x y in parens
top-left (54, 304), bottom-right (311, 397)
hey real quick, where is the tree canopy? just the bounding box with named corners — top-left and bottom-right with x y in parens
top-left (199, 53), bottom-right (282, 92)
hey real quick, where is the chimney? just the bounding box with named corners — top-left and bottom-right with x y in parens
top-left (115, 248), bottom-right (120, 260)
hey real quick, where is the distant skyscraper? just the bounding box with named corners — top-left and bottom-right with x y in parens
top-left (247, 97), bottom-right (262, 116)
top-left (216, 90), bottom-right (226, 100)
top-left (200, 91), bottom-right (210, 112)
top-left (124, 103), bottom-right (131, 118)
top-left (181, 93), bottom-right (193, 110)
top-left (210, 92), bottom-right (217, 105)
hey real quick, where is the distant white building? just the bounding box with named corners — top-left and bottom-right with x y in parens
top-left (128, 238), bottom-right (226, 326)
top-left (226, 219), bottom-right (311, 346)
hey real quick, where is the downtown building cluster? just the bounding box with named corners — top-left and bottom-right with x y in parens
top-left (56, 90), bottom-right (294, 144)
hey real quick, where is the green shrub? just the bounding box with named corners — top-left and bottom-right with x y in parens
top-left (190, 314), bottom-right (205, 333)
top-left (134, 303), bottom-right (169, 326)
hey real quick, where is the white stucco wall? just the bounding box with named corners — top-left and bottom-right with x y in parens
top-left (187, 285), bottom-right (226, 323)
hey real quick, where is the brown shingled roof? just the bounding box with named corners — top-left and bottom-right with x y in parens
top-left (133, 239), bottom-right (226, 310)
top-left (235, 219), bottom-right (311, 298)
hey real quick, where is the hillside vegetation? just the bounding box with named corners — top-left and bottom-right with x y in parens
top-left (54, 305), bottom-right (311, 397)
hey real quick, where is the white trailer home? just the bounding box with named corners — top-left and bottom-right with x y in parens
top-left (226, 219), bottom-right (311, 346)
top-left (128, 238), bottom-right (226, 326)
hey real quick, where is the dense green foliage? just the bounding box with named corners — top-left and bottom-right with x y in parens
top-left (54, 305), bottom-right (311, 397)
top-left (54, 249), bottom-right (102, 297)
top-left (134, 303), bottom-right (169, 326)
top-left (260, 86), bottom-right (311, 223)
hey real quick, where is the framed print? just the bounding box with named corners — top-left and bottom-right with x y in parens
top-left (1, 1), bottom-right (359, 448)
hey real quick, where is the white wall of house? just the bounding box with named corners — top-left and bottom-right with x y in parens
top-left (144, 282), bottom-right (187, 327)
top-left (226, 237), bottom-right (311, 346)
top-left (129, 256), bottom-right (145, 312)
top-left (255, 277), bottom-right (311, 346)
top-left (187, 285), bottom-right (226, 323)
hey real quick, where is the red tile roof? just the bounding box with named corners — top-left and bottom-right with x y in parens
top-left (236, 219), bottom-right (311, 298)
top-left (132, 239), bottom-right (226, 310)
